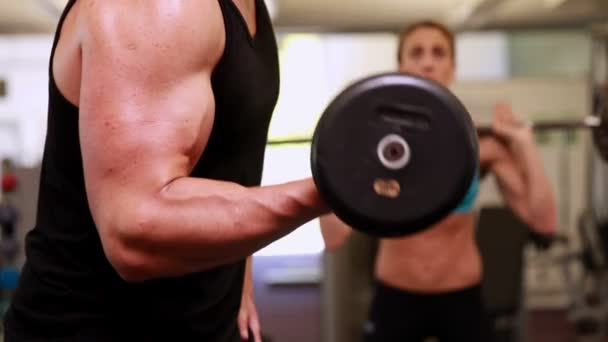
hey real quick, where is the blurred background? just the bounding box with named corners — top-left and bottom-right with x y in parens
top-left (0, 0), bottom-right (608, 341)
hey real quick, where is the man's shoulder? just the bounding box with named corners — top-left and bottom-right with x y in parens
top-left (79, 0), bottom-right (226, 70)
top-left (79, 0), bottom-right (224, 42)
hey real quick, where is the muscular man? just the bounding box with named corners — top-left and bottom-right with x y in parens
top-left (320, 20), bottom-right (558, 342)
top-left (4, 1), bottom-right (328, 341)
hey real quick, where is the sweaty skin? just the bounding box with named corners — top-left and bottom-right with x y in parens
top-left (321, 26), bottom-right (557, 293)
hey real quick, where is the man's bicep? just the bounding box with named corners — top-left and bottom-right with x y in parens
top-left (77, 7), bottom-right (220, 225)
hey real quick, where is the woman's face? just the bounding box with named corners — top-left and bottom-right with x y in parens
top-left (398, 27), bottom-right (455, 87)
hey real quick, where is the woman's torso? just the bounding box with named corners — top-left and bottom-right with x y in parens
top-left (374, 212), bottom-right (481, 292)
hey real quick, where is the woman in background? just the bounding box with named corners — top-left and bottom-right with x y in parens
top-left (320, 20), bottom-right (557, 342)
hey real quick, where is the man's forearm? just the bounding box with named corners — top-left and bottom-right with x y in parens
top-left (116, 177), bottom-right (327, 281)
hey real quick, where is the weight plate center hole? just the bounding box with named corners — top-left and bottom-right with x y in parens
top-left (377, 134), bottom-right (410, 170)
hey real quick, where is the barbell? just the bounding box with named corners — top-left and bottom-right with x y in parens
top-left (270, 116), bottom-right (603, 144)
top-left (476, 116), bottom-right (602, 135)
top-left (271, 96), bottom-right (608, 161)
top-left (283, 71), bottom-right (608, 238)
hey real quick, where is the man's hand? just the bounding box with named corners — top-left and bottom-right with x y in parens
top-left (238, 258), bottom-right (261, 342)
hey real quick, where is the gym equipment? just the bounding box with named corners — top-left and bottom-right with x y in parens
top-left (0, 203), bottom-right (17, 237)
top-left (477, 114), bottom-right (608, 161)
top-left (475, 115), bottom-right (603, 135)
top-left (310, 72), bottom-right (479, 237)
top-left (1, 173), bottom-right (17, 193)
top-left (269, 81), bottom-right (608, 162)
top-left (0, 239), bottom-right (19, 262)
top-left (1, 159), bottom-right (17, 194)
top-left (550, 210), bottom-right (608, 342)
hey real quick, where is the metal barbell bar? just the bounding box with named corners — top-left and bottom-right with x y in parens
top-left (268, 115), bottom-right (604, 146)
top-left (476, 115), bottom-right (602, 135)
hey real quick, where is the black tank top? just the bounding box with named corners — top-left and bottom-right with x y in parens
top-left (5, 0), bottom-right (279, 340)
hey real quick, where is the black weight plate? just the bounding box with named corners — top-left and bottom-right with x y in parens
top-left (311, 72), bottom-right (479, 237)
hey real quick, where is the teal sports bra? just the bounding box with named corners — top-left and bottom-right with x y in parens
top-left (452, 172), bottom-right (479, 213)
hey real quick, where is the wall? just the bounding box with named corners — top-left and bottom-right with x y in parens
top-left (509, 29), bottom-right (592, 78)
top-left (0, 35), bottom-right (52, 169)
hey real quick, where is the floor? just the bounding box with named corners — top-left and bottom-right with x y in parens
top-left (527, 309), bottom-right (608, 342)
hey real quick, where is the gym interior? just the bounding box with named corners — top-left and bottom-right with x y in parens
top-left (1, 1), bottom-right (608, 341)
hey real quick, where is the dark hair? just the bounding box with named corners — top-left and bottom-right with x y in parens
top-left (397, 20), bottom-right (455, 64)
